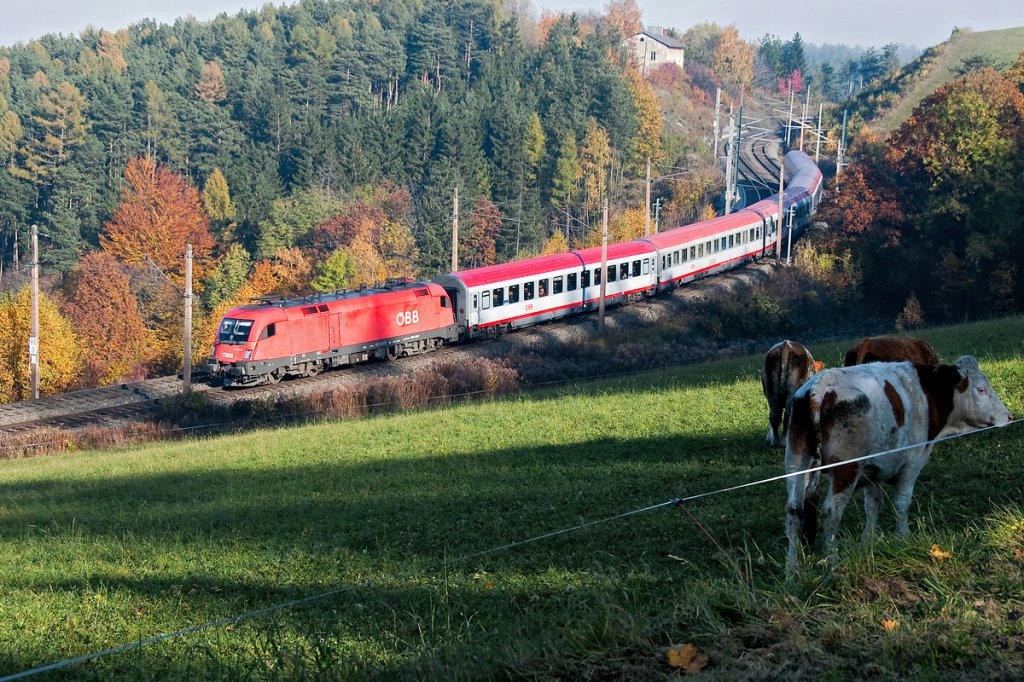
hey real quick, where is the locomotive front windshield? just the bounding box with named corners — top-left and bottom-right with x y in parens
top-left (218, 318), bottom-right (254, 343)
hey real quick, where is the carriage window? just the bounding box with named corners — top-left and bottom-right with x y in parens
top-left (473, 294), bottom-right (478, 309)
top-left (728, 235), bottom-right (734, 248)
top-left (492, 287), bottom-right (503, 306)
top-left (721, 237), bottom-right (728, 250)
top-left (553, 276), bottom-right (564, 294)
top-left (705, 241), bottom-right (712, 254)
top-left (482, 291), bottom-right (490, 309)
top-left (750, 228), bottom-right (755, 241)
top-left (259, 323), bottom-right (276, 340)
top-left (508, 285), bottom-right (520, 304)
top-left (680, 248), bottom-right (688, 263)
top-left (642, 259), bottom-right (650, 274)
top-left (673, 250), bottom-right (680, 265)
top-left (594, 268), bottom-right (602, 285)
top-left (689, 246), bottom-right (696, 259)
top-left (219, 318), bottom-right (254, 343)
top-left (582, 270), bottom-right (591, 288)
top-left (568, 273), bottom-right (578, 291)
top-left (539, 279), bottom-right (549, 297)
top-left (620, 263), bottom-right (629, 279)
top-left (440, 296), bottom-right (450, 308)
top-left (524, 281), bottom-right (535, 300)
top-left (632, 260), bottom-right (641, 277)
top-left (697, 244), bottom-right (704, 258)
top-left (608, 265), bottom-right (617, 282)
top-left (712, 240), bottom-right (719, 254)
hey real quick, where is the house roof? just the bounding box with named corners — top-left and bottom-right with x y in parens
top-left (631, 31), bottom-right (685, 50)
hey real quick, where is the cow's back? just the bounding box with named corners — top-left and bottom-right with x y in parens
top-left (844, 335), bottom-right (939, 367)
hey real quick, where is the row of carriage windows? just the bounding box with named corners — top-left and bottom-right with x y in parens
top-left (661, 227), bottom-right (761, 270)
top-left (479, 258), bottom-right (652, 310)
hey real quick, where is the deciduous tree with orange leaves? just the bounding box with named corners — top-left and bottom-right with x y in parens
top-left (62, 251), bottom-right (148, 386)
top-left (101, 156), bottom-right (216, 287)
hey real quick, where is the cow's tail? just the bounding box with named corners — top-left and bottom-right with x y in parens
top-left (787, 389), bottom-right (821, 548)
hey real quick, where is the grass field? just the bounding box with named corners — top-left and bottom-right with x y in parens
top-left (874, 26), bottom-right (1024, 134)
top-left (1, 318), bottom-right (1022, 679)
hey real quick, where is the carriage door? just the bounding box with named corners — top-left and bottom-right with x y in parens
top-left (329, 313), bottom-right (341, 349)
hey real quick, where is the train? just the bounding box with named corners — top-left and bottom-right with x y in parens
top-left (205, 150), bottom-right (822, 387)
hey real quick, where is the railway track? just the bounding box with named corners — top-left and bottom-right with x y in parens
top-left (0, 260), bottom-right (781, 436)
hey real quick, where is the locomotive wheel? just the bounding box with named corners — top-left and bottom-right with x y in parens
top-left (386, 345), bottom-right (400, 361)
top-left (305, 362), bottom-right (321, 377)
top-left (265, 368), bottom-right (284, 385)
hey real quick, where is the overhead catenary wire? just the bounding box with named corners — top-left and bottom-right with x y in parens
top-left (1, 418), bottom-right (1019, 681)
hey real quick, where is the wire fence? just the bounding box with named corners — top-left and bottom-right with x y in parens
top-left (0, 418), bottom-right (1019, 681)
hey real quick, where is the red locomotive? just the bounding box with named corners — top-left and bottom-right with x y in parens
top-left (205, 280), bottom-right (457, 386)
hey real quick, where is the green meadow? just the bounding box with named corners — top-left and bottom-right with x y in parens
top-left (1, 317), bottom-right (1023, 679)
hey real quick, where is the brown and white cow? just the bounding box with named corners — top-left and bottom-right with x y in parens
top-left (784, 356), bottom-right (1012, 573)
top-left (762, 340), bottom-right (825, 447)
top-left (844, 335), bottom-right (939, 367)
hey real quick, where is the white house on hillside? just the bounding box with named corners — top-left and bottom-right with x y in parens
top-left (625, 27), bottom-right (685, 73)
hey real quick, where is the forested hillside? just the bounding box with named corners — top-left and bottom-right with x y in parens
top-left (0, 0), bottom-right (746, 400)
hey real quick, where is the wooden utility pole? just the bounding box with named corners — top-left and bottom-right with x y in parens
top-left (598, 199), bottom-right (608, 334)
top-left (644, 157), bottom-right (651, 236)
top-left (183, 243), bottom-right (193, 394)
top-left (776, 165), bottom-right (785, 261)
top-left (712, 87), bottom-right (721, 157)
top-left (451, 186), bottom-right (459, 272)
top-left (724, 111), bottom-right (735, 215)
top-left (786, 81), bottom-right (795, 145)
top-left (799, 87), bottom-right (811, 151)
top-left (814, 101), bottom-right (823, 163)
top-left (29, 224), bottom-right (39, 400)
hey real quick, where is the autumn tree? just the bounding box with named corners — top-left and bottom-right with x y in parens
top-left (712, 26), bottom-right (754, 87)
top-left (540, 229), bottom-right (569, 255)
top-left (311, 250), bottom-right (356, 292)
top-left (202, 167), bottom-right (236, 239)
top-left (101, 156), bottom-right (216, 286)
top-left (13, 75), bottom-right (89, 187)
top-left (62, 251), bottom-right (147, 385)
top-left (627, 72), bottom-right (664, 172)
top-left (604, 0), bottom-right (642, 38)
top-left (0, 286), bottom-right (81, 402)
top-left (579, 119), bottom-right (612, 213)
top-left (462, 196), bottom-right (503, 268)
top-left (195, 61), bottom-right (228, 103)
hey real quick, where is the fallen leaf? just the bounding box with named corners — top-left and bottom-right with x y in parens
top-left (930, 544), bottom-right (952, 560)
top-left (882, 618), bottom-right (899, 632)
top-left (667, 643), bottom-right (709, 673)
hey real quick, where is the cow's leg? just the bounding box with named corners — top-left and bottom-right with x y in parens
top-left (861, 483), bottom-right (883, 543)
top-left (784, 449), bottom-right (815, 573)
top-left (767, 399), bottom-right (782, 447)
top-left (820, 465), bottom-right (859, 564)
top-left (893, 452), bottom-right (929, 536)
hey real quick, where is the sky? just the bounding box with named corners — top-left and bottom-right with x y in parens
top-left (1, 0), bottom-right (1023, 49)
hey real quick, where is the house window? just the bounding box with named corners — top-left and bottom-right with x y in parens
top-left (650, 50), bottom-right (657, 61)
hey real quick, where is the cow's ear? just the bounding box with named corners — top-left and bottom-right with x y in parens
top-left (955, 355), bottom-right (980, 373)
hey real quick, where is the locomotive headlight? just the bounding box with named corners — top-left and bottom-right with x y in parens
top-left (244, 350), bottom-right (252, 360)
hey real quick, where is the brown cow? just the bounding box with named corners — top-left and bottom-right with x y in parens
top-left (784, 356), bottom-right (1012, 573)
top-left (844, 335), bottom-right (939, 367)
top-left (762, 340), bottom-right (825, 447)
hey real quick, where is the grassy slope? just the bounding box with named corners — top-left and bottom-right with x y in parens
top-left (874, 27), bottom-right (1024, 134)
top-left (0, 318), bottom-right (1022, 679)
